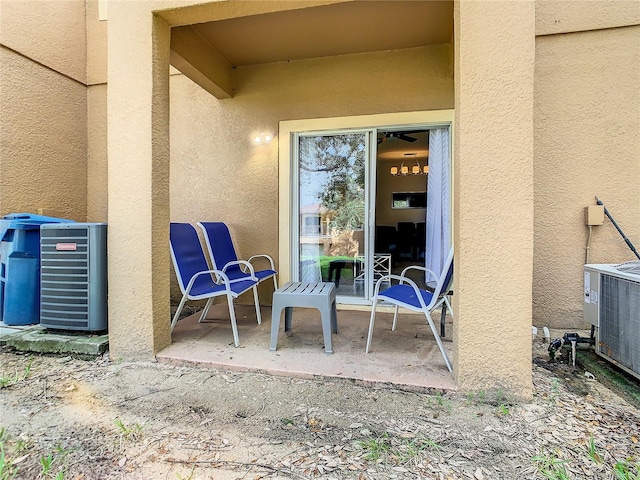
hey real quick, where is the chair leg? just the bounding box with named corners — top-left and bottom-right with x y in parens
top-left (444, 295), bottom-right (454, 318)
top-left (425, 311), bottom-right (453, 373)
top-left (198, 298), bottom-right (214, 324)
top-left (441, 295), bottom-right (454, 338)
top-left (226, 295), bottom-right (240, 347)
top-left (272, 275), bottom-right (278, 291)
top-left (252, 286), bottom-right (262, 325)
top-left (170, 294), bottom-right (189, 332)
top-left (391, 305), bottom-right (400, 331)
top-left (365, 300), bottom-right (378, 353)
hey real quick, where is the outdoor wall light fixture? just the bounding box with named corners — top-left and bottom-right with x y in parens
top-left (253, 133), bottom-right (272, 145)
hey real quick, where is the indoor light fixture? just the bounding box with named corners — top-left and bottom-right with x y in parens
top-left (390, 154), bottom-right (429, 176)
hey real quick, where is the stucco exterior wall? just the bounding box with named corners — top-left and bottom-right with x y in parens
top-left (0, 47), bottom-right (87, 220)
top-left (454, 0), bottom-right (535, 398)
top-left (169, 45), bottom-right (453, 302)
top-left (85, 0), bottom-right (109, 222)
top-left (0, 0), bottom-right (88, 220)
top-left (86, 0), bottom-right (107, 86)
top-left (533, 24), bottom-right (640, 328)
top-left (87, 84), bottom-right (107, 222)
top-left (0, 0), bottom-right (87, 84)
top-left (107, 2), bottom-right (174, 360)
top-left (536, 0), bottom-right (640, 36)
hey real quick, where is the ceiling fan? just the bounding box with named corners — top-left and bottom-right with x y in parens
top-left (377, 130), bottom-right (425, 145)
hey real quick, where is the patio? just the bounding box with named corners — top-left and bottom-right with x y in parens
top-left (157, 302), bottom-right (456, 391)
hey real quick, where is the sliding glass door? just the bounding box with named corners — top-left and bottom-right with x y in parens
top-left (292, 130), bottom-right (374, 301)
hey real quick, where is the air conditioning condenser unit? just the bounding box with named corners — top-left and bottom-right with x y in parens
top-left (584, 262), bottom-right (640, 380)
top-left (39, 223), bottom-right (107, 332)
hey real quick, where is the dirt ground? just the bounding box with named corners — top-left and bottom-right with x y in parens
top-left (1, 340), bottom-right (639, 480)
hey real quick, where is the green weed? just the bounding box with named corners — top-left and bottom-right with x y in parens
top-left (39, 454), bottom-right (55, 475)
top-left (427, 392), bottom-right (452, 413)
top-left (22, 358), bottom-right (33, 379)
top-left (585, 435), bottom-right (603, 464)
top-left (175, 467), bottom-right (196, 480)
top-left (496, 404), bottom-right (510, 416)
top-left (548, 378), bottom-right (561, 405)
top-left (613, 460), bottom-right (640, 480)
top-left (396, 437), bottom-right (441, 464)
top-left (533, 452), bottom-right (570, 480)
top-left (13, 438), bottom-right (29, 454)
top-left (0, 428), bottom-right (18, 480)
top-left (0, 445), bottom-right (18, 480)
top-left (0, 358), bottom-right (34, 389)
top-left (358, 434), bottom-right (391, 462)
top-left (113, 418), bottom-right (143, 440)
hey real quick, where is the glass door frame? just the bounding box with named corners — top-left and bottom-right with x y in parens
top-left (278, 110), bottom-right (455, 306)
top-left (291, 128), bottom-right (377, 304)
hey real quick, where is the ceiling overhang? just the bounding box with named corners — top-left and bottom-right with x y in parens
top-left (169, 1), bottom-right (453, 98)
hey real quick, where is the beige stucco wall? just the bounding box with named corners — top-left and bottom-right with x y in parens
top-left (85, 0), bottom-right (109, 222)
top-left (87, 84), bottom-right (108, 222)
top-left (0, 0), bottom-right (88, 220)
top-left (0, 48), bottom-right (88, 220)
top-left (536, 0), bottom-right (640, 36)
top-left (0, 0), bottom-right (87, 83)
top-left (533, 21), bottom-right (640, 328)
top-left (169, 45), bottom-right (453, 303)
top-left (454, 0), bottom-right (535, 397)
top-left (107, 1), bottom-right (175, 360)
top-left (86, 0), bottom-right (107, 86)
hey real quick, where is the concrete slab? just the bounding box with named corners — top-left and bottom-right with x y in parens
top-left (0, 323), bottom-right (32, 344)
top-left (2, 325), bottom-right (108, 356)
top-left (158, 303), bottom-right (456, 392)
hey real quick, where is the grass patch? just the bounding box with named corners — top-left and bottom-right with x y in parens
top-left (576, 351), bottom-right (640, 410)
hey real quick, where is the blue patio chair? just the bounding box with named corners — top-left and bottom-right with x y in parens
top-left (365, 247), bottom-right (454, 372)
top-left (169, 222), bottom-right (261, 347)
top-left (197, 221), bottom-right (278, 294)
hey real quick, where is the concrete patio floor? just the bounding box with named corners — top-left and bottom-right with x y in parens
top-left (157, 303), bottom-right (456, 391)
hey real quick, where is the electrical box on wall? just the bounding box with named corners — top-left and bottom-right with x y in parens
top-left (584, 205), bottom-right (604, 226)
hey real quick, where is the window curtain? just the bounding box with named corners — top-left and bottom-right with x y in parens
top-left (300, 251), bottom-right (322, 283)
top-left (425, 128), bottom-right (451, 277)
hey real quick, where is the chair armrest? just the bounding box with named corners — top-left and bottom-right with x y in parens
top-left (372, 274), bottom-right (431, 310)
top-left (185, 269), bottom-right (233, 294)
top-left (399, 265), bottom-right (439, 282)
top-left (221, 260), bottom-right (258, 282)
top-left (246, 254), bottom-right (276, 271)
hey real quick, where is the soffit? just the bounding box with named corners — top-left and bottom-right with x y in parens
top-left (189, 1), bottom-right (454, 67)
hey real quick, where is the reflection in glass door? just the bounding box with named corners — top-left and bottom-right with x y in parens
top-left (294, 132), bottom-right (371, 300)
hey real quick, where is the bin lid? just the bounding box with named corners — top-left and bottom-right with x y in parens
top-left (0, 213), bottom-right (75, 241)
top-left (2, 212), bottom-right (75, 224)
